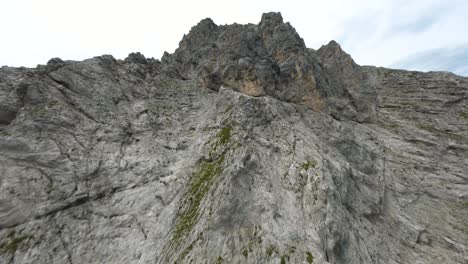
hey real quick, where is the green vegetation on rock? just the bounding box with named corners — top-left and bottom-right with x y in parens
top-left (176, 243), bottom-right (194, 263)
top-left (0, 231), bottom-right (33, 255)
top-left (306, 251), bottom-right (314, 263)
top-left (172, 154), bottom-right (225, 245)
top-left (280, 254), bottom-right (289, 264)
top-left (266, 245), bottom-right (277, 257)
top-left (210, 125), bottom-right (233, 156)
top-left (168, 125), bottom-right (234, 262)
top-left (217, 126), bottom-right (232, 146)
top-left (459, 112), bottom-right (468, 119)
top-left (223, 104), bottom-right (234, 114)
top-left (301, 159), bottom-right (317, 171)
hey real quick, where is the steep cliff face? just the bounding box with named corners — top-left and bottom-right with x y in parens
top-left (0, 12), bottom-right (467, 264)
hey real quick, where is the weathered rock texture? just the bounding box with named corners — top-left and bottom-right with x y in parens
top-left (1, 12), bottom-right (467, 264)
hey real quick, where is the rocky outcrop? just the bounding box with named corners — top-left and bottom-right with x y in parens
top-left (162, 12), bottom-right (361, 118)
top-left (0, 12), bottom-right (467, 264)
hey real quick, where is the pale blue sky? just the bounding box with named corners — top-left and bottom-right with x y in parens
top-left (1, 0), bottom-right (467, 75)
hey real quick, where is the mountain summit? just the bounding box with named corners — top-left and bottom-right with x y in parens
top-left (0, 12), bottom-right (467, 264)
top-left (163, 12), bottom-right (374, 122)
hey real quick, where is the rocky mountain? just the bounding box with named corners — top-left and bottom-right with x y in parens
top-left (0, 12), bottom-right (467, 264)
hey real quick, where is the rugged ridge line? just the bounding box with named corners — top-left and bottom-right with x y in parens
top-left (0, 12), bottom-right (467, 264)
top-left (162, 12), bottom-right (374, 122)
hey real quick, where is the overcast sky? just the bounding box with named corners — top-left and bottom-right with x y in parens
top-left (1, 0), bottom-right (468, 74)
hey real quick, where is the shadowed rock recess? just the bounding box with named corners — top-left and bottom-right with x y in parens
top-left (1, 12), bottom-right (467, 264)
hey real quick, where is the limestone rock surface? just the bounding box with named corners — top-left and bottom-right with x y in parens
top-left (0, 12), bottom-right (467, 264)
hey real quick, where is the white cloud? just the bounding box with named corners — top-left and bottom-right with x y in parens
top-left (1, 0), bottom-right (467, 72)
top-left (391, 44), bottom-right (468, 76)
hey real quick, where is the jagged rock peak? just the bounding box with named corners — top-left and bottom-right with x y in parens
top-left (317, 40), bottom-right (356, 66)
top-left (124, 52), bottom-right (147, 64)
top-left (197, 17), bottom-right (217, 28)
top-left (46, 57), bottom-right (64, 66)
top-left (163, 12), bottom-right (364, 118)
top-left (259, 11), bottom-right (284, 27)
top-left (319, 40), bottom-right (345, 56)
top-left (324, 40), bottom-right (341, 49)
top-left (191, 17), bottom-right (218, 37)
top-left (180, 17), bottom-right (219, 46)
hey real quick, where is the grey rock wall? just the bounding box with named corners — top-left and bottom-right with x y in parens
top-left (0, 12), bottom-right (467, 264)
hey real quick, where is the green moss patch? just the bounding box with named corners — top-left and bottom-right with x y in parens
top-left (0, 231), bottom-right (33, 255)
top-left (169, 125), bottom-right (233, 260)
top-left (217, 126), bottom-right (232, 146)
top-left (301, 159), bottom-right (317, 171)
top-left (306, 251), bottom-right (314, 263)
top-left (459, 112), bottom-right (468, 119)
top-left (171, 154), bottom-right (225, 246)
top-left (175, 242), bottom-right (194, 263)
top-left (210, 125), bottom-right (233, 156)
